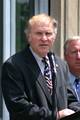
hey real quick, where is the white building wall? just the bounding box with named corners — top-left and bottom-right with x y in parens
top-left (3, 0), bottom-right (16, 120)
top-left (3, 0), bottom-right (10, 119)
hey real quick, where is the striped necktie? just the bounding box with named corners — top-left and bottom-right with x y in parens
top-left (75, 78), bottom-right (80, 100)
top-left (42, 57), bottom-right (52, 94)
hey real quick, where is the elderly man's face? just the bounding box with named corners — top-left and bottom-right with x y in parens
top-left (65, 40), bottom-right (80, 76)
top-left (28, 21), bottom-right (56, 57)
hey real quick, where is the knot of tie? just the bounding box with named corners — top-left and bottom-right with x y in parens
top-left (75, 78), bottom-right (80, 83)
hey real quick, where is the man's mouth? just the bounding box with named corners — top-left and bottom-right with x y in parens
top-left (40, 44), bottom-right (48, 47)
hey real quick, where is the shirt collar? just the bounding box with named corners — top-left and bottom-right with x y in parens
top-left (29, 46), bottom-right (43, 65)
top-left (69, 72), bottom-right (76, 85)
top-left (29, 46), bottom-right (45, 74)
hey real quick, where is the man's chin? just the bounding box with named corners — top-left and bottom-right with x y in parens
top-left (40, 51), bottom-right (49, 57)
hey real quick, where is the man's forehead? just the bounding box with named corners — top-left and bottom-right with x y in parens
top-left (32, 20), bottom-right (53, 26)
top-left (31, 23), bottom-right (54, 32)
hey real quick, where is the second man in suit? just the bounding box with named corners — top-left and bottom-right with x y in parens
top-left (64, 36), bottom-right (80, 110)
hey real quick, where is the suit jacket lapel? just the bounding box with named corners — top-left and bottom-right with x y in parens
top-left (37, 72), bottom-right (52, 104)
top-left (23, 47), bottom-right (52, 105)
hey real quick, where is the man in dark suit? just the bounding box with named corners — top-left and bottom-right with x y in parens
top-left (1, 14), bottom-right (77, 120)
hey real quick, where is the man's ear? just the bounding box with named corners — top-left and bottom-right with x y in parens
top-left (27, 33), bottom-right (32, 43)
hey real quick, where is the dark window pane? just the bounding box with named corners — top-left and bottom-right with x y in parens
top-left (16, 0), bottom-right (34, 52)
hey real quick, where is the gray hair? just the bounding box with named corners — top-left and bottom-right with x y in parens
top-left (64, 36), bottom-right (80, 55)
top-left (25, 13), bottom-right (58, 37)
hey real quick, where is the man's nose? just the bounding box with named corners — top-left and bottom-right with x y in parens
top-left (77, 51), bottom-right (80, 59)
top-left (41, 33), bottom-right (47, 40)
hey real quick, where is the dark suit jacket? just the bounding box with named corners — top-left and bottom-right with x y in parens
top-left (66, 77), bottom-right (80, 112)
top-left (1, 46), bottom-right (78, 120)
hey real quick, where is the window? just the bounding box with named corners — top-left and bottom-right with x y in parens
top-left (16, 0), bottom-right (34, 52)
